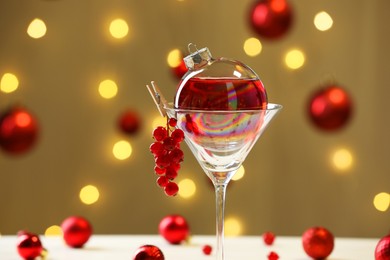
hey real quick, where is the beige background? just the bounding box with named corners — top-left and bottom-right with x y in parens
top-left (0, 0), bottom-right (389, 238)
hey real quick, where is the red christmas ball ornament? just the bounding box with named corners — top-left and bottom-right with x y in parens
top-left (61, 216), bottom-right (93, 248)
top-left (133, 245), bottom-right (165, 260)
top-left (308, 84), bottom-right (353, 131)
top-left (158, 214), bottom-right (190, 244)
top-left (249, 0), bottom-right (293, 39)
top-left (375, 235), bottom-right (390, 260)
top-left (170, 49), bottom-right (188, 80)
top-left (118, 109), bottom-right (141, 135)
top-left (302, 227), bottom-right (334, 259)
top-left (16, 231), bottom-right (44, 260)
top-left (0, 105), bottom-right (39, 155)
top-left (172, 59), bottom-right (188, 80)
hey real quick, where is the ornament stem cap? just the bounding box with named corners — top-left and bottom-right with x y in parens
top-left (184, 43), bottom-right (213, 70)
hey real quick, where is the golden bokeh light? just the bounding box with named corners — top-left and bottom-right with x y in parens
top-left (0, 73), bottom-right (19, 93)
top-left (79, 185), bottom-right (100, 205)
top-left (152, 115), bottom-right (167, 131)
top-left (44, 225), bottom-right (62, 236)
top-left (109, 19), bottom-right (129, 39)
top-left (178, 178), bottom-right (196, 199)
top-left (285, 49), bottom-right (305, 70)
top-left (98, 79), bottom-right (118, 99)
top-left (243, 37), bottom-right (262, 57)
top-left (225, 217), bottom-right (243, 236)
top-left (27, 18), bottom-right (47, 39)
top-left (232, 165), bottom-right (245, 181)
top-left (167, 49), bottom-right (182, 68)
top-left (314, 11), bottom-right (333, 31)
top-left (332, 148), bottom-right (353, 171)
top-left (113, 140), bottom-right (132, 160)
top-left (373, 192), bottom-right (390, 212)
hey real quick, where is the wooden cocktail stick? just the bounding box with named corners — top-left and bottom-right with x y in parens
top-left (146, 81), bottom-right (168, 117)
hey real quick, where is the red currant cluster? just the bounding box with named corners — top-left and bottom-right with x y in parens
top-left (150, 117), bottom-right (184, 196)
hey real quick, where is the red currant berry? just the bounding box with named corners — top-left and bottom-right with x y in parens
top-left (185, 114), bottom-right (199, 134)
top-left (268, 251), bottom-right (279, 260)
top-left (157, 176), bottom-right (169, 187)
top-left (202, 244), bottom-right (213, 255)
top-left (171, 129), bottom-right (184, 143)
top-left (17, 232), bottom-right (43, 260)
top-left (168, 118), bottom-right (177, 127)
top-left (163, 137), bottom-right (176, 151)
top-left (154, 166), bottom-right (166, 175)
top-left (165, 167), bottom-right (178, 180)
top-left (155, 155), bottom-right (170, 169)
top-left (169, 148), bottom-right (184, 164)
top-left (153, 126), bottom-right (167, 141)
top-left (184, 114), bottom-right (193, 132)
top-left (170, 162), bottom-right (181, 171)
top-left (150, 142), bottom-right (165, 157)
top-left (263, 231), bottom-right (275, 245)
top-left (164, 182), bottom-right (179, 196)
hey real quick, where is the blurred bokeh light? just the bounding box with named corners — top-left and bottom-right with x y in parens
top-left (0, 73), bottom-right (19, 93)
top-left (109, 19), bottom-right (129, 39)
top-left (314, 11), bottom-right (333, 31)
top-left (27, 18), bottom-right (47, 39)
top-left (79, 185), bottom-right (100, 205)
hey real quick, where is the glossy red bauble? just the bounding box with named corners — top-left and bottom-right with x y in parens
top-left (158, 215), bottom-right (190, 244)
top-left (133, 245), bottom-right (165, 260)
top-left (170, 49), bottom-right (188, 80)
top-left (118, 109), bottom-right (141, 135)
top-left (16, 231), bottom-right (43, 260)
top-left (61, 216), bottom-right (93, 248)
top-left (249, 0), bottom-right (293, 39)
top-left (302, 227), bottom-right (334, 259)
top-left (0, 106), bottom-right (39, 155)
top-left (308, 85), bottom-right (353, 132)
top-left (172, 59), bottom-right (188, 80)
top-left (375, 235), bottom-right (390, 260)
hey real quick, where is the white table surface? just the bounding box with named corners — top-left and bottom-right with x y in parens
top-left (0, 235), bottom-right (377, 259)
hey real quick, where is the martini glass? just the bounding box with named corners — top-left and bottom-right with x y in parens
top-left (164, 102), bottom-right (282, 260)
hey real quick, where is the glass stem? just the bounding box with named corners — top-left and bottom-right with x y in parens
top-left (215, 183), bottom-right (227, 260)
